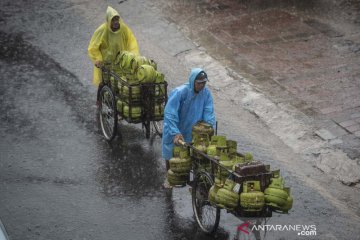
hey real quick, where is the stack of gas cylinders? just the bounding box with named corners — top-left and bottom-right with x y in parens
top-left (167, 146), bottom-right (192, 186)
top-left (105, 51), bottom-right (166, 121)
top-left (168, 121), bottom-right (293, 214)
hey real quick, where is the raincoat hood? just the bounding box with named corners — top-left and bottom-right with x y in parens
top-left (106, 6), bottom-right (121, 32)
top-left (187, 67), bottom-right (205, 93)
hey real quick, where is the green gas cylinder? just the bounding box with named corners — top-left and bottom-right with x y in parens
top-left (167, 169), bottom-right (188, 186)
top-left (240, 181), bottom-right (265, 211)
top-left (207, 145), bottom-right (217, 157)
top-left (169, 157), bottom-right (192, 174)
top-left (192, 121), bottom-right (214, 139)
top-left (173, 146), bottom-right (189, 159)
top-left (208, 184), bottom-right (220, 205)
top-left (264, 177), bottom-right (293, 212)
top-left (227, 140), bottom-right (237, 154)
top-left (215, 179), bottom-right (239, 210)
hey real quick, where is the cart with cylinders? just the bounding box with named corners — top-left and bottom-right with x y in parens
top-left (167, 122), bottom-right (293, 234)
top-left (98, 51), bottom-right (167, 141)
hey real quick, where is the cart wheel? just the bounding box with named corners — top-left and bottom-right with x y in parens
top-left (99, 86), bottom-right (117, 141)
top-left (192, 171), bottom-right (220, 234)
top-left (153, 120), bottom-right (163, 137)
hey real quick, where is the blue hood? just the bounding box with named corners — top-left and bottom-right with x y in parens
top-left (187, 67), bottom-right (204, 93)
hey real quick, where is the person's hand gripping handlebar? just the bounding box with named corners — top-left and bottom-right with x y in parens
top-left (173, 134), bottom-right (184, 146)
top-left (178, 139), bottom-right (186, 146)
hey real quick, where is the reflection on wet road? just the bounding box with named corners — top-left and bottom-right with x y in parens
top-left (96, 131), bottom-right (163, 198)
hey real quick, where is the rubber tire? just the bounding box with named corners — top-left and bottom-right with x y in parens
top-left (99, 86), bottom-right (118, 142)
top-left (192, 171), bottom-right (220, 235)
top-left (153, 120), bottom-right (163, 137)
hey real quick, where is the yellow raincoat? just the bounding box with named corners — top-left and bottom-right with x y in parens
top-left (88, 6), bottom-right (139, 86)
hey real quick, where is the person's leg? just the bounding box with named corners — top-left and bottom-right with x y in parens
top-left (163, 159), bottom-right (172, 189)
top-left (162, 137), bottom-right (173, 189)
top-left (96, 82), bottom-right (104, 106)
top-left (165, 160), bottom-right (170, 171)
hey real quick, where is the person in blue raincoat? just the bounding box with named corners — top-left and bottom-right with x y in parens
top-left (162, 68), bottom-right (216, 188)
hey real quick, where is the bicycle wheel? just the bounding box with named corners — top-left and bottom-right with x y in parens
top-left (153, 120), bottom-right (163, 137)
top-left (192, 171), bottom-right (220, 234)
top-left (99, 86), bottom-right (117, 141)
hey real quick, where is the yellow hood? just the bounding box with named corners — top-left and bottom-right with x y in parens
top-left (106, 6), bottom-right (121, 32)
top-left (88, 6), bottom-right (140, 87)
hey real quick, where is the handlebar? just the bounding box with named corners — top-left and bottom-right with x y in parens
top-left (97, 61), bottom-right (112, 71)
top-left (99, 65), bottom-right (120, 82)
top-left (99, 64), bottom-right (108, 71)
top-left (178, 139), bottom-right (186, 147)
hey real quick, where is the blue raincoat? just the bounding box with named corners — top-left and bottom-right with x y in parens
top-left (162, 68), bottom-right (216, 160)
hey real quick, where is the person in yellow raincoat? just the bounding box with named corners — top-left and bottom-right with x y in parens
top-left (88, 6), bottom-right (139, 103)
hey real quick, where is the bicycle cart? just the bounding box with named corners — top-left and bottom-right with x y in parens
top-left (99, 66), bottom-right (167, 141)
top-left (175, 137), bottom-right (292, 235)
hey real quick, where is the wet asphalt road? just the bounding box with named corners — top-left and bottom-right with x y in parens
top-left (0, 30), bottom-right (205, 240)
top-left (1, 0), bottom-right (360, 240)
